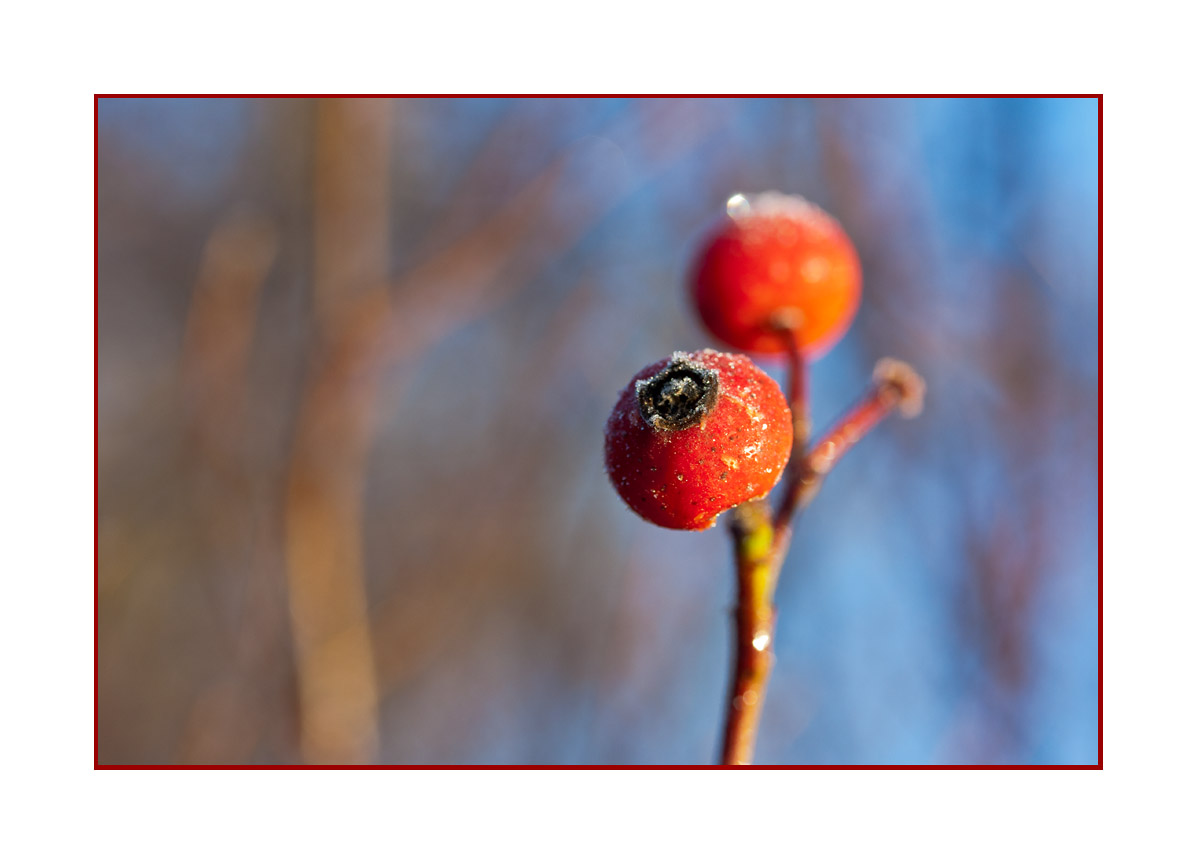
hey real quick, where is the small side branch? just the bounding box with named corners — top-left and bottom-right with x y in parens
top-left (805, 358), bottom-right (925, 485)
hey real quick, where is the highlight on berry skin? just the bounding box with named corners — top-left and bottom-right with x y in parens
top-left (690, 191), bottom-right (862, 357)
top-left (603, 349), bottom-right (793, 531)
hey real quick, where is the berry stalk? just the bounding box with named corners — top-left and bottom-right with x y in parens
top-left (718, 333), bottom-right (924, 765)
top-left (721, 500), bottom-right (779, 765)
top-left (772, 327), bottom-right (811, 533)
top-left (720, 331), bottom-right (806, 766)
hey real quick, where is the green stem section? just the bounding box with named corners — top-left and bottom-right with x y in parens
top-left (720, 500), bottom-right (781, 766)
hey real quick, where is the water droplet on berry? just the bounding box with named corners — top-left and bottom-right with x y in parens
top-left (726, 193), bottom-right (750, 219)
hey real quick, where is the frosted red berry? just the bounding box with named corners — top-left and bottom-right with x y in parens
top-left (690, 192), bottom-right (861, 357)
top-left (604, 349), bottom-right (793, 531)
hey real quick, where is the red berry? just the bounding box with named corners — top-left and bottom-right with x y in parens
top-left (690, 192), bottom-right (861, 356)
top-left (604, 349), bottom-right (793, 531)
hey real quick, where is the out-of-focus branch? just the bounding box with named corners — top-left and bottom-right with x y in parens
top-left (180, 211), bottom-right (278, 465)
top-left (284, 98), bottom-right (390, 764)
top-left (176, 209), bottom-right (279, 763)
top-left (383, 158), bottom-right (565, 363)
top-left (367, 109), bottom-right (727, 697)
top-left (312, 98), bottom-right (391, 326)
top-left (381, 98), bottom-right (728, 367)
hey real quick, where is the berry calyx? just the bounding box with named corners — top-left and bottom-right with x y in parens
top-left (690, 192), bottom-right (862, 357)
top-left (604, 350), bottom-right (793, 531)
top-left (636, 358), bottom-right (719, 432)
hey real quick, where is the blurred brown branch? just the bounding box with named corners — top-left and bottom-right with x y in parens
top-left (176, 209), bottom-right (280, 763)
top-left (284, 99), bottom-right (391, 764)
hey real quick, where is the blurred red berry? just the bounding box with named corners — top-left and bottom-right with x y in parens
top-left (604, 349), bottom-right (793, 531)
top-left (690, 192), bottom-right (861, 356)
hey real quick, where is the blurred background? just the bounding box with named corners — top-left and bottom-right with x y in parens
top-left (97, 97), bottom-right (1099, 765)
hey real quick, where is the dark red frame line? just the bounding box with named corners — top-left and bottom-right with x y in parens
top-left (93, 92), bottom-right (1102, 766)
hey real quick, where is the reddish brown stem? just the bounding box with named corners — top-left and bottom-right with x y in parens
top-left (782, 327), bottom-right (810, 449)
top-left (773, 328), bottom-right (810, 534)
top-left (719, 343), bottom-right (925, 766)
top-left (720, 501), bottom-right (778, 765)
top-left (720, 328), bottom-right (807, 766)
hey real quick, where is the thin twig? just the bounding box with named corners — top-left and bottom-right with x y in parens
top-left (773, 326), bottom-right (812, 534)
top-left (805, 358), bottom-right (925, 483)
